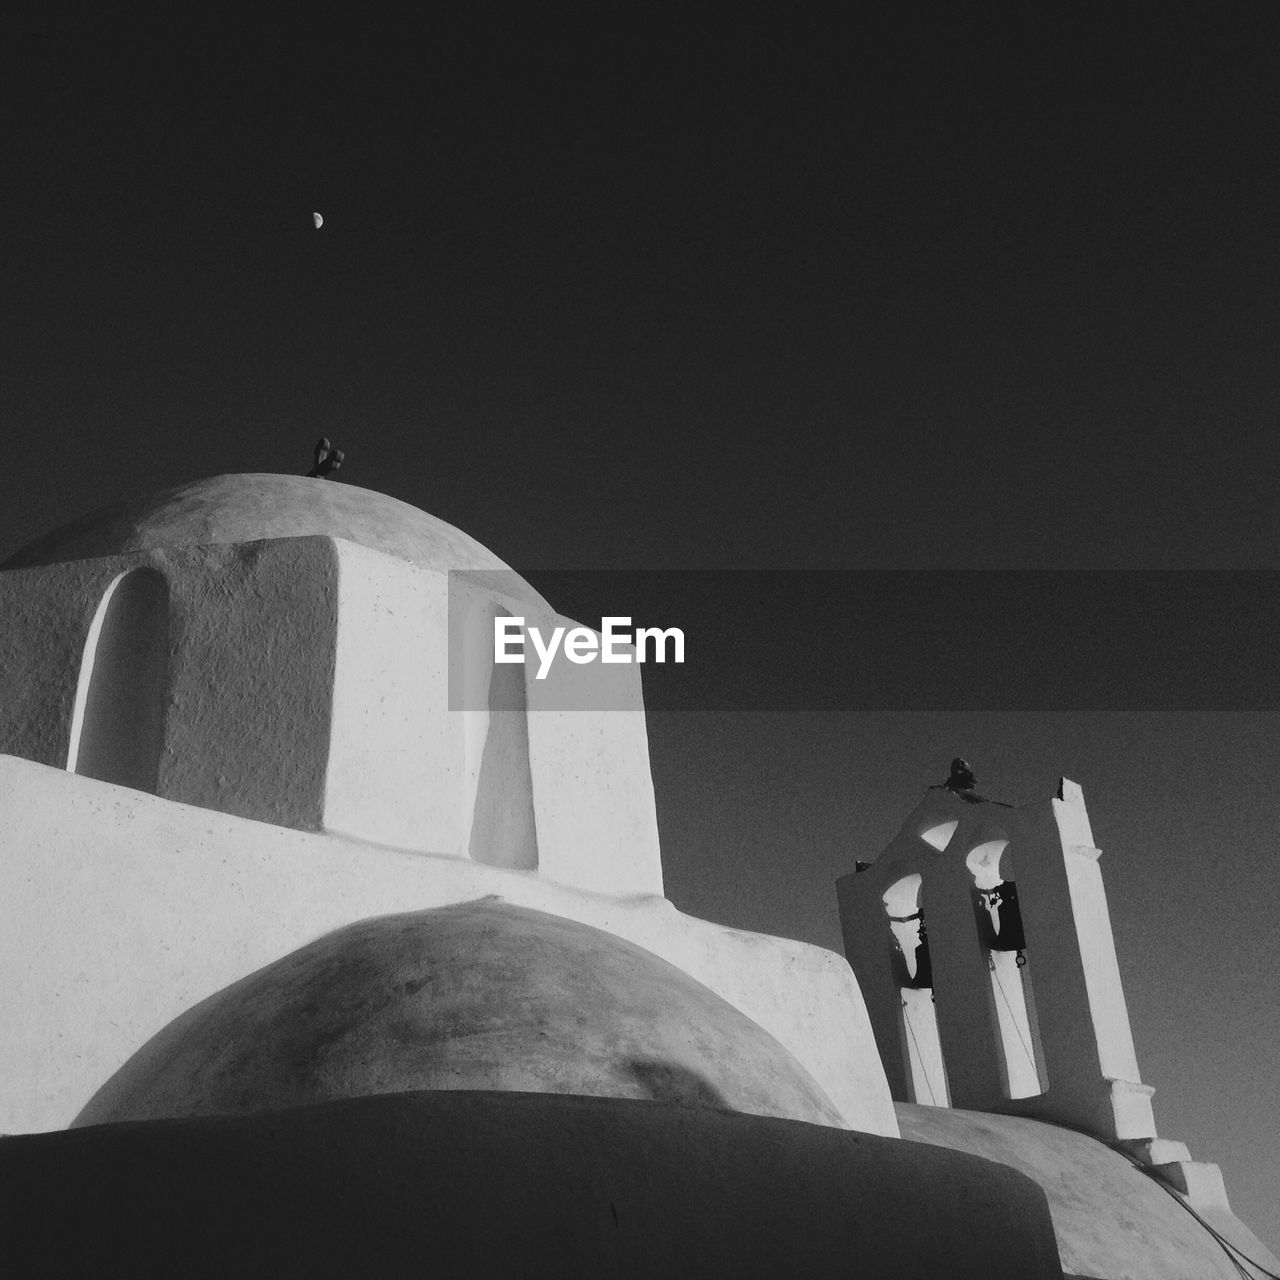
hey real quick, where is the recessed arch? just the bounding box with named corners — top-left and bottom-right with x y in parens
top-left (67, 568), bottom-right (170, 794)
top-left (465, 605), bottom-right (538, 870)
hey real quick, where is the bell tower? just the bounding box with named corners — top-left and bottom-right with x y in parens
top-left (837, 776), bottom-right (1232, 1211)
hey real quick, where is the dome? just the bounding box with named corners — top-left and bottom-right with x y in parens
top-left (896, 1103), bottom-right (1280, 1279)
top-left (2, 473), bottom-right (549, 607)
top-left (74, 900), bottom-right (845, 1128)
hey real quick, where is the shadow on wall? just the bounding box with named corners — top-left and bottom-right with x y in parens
top-left (467, 609), bottom-right (538, 870)
top-left (624, 1059), bottom-right (730, 1109)
top-left (67, 567), bottom-right (169, 793)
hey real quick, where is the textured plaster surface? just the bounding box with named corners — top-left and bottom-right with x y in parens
top-left (898, 1103), bottom-right (1280, 1280)
top-left (1, 473), bottom-right (550, 609)
top-left (1, 530), bottom-right (663, 890)
top-left (2, 1093), bottom-right (1064, 1279)
top-left (322, 540), bottom-right (466, 852)
top-left (0, 557), bottom-right (103, 768)
top-left (1052, 789), bottom-right (1143, 1083)
top-left (0, 539), bottom-right (341, 830)
top-left (522, 653), bottom-right (665, 897)
top-left (76, 901), bottom-right (845, 1128)
top-left (0, 756), bottom-right (895, 1137)
top-left (325, 544), bottom-right (664, 893)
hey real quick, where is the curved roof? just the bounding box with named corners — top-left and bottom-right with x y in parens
top-left (2, 473), bottom-right (548, 606)
top-left (897, 1103), bottom-right (1280, 1280)
top-left (74, 900), bottom-right (845, 1130)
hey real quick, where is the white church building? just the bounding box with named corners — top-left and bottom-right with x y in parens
top-left (0, 474), bottom-right (1274, 1279)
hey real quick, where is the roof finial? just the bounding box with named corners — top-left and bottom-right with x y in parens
top-left (945, 757), bottom-right (977, 794)
top-left (932, 758), bottom-right (1014, 807)
top-left (306, 437), bottom-right (344, 479)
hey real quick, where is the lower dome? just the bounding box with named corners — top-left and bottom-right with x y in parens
top-left (74, 899), bottom-right (844, 1128)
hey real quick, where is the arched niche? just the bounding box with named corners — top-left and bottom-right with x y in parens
top-left (67, 568), bottom-right (170, 794)
top-left (465, 605), bottom-right (538, 870)
top-left (882, 873), bottom-right (950, 1107)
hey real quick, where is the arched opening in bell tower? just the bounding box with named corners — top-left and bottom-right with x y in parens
top-left (965, 839), bottom-right (1048, 1100)
top-left (884, 873), bottom-right (951, 1107)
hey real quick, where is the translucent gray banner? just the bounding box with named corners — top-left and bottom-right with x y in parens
top-left (448, 570), bottom-right (1280, 711)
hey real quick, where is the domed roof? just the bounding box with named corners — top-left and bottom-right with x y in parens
top-left (896, 1103), bottom-right (1280, 1280)
top-left (3, 474), bottom-right (548, 607)
top-left (74, 900), bottom-right (844, 1129)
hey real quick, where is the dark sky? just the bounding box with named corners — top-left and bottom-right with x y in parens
top-left (4, 2), bottom-right (1278, 1252)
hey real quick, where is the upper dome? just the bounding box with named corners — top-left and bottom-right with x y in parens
top-left (3, 474), bottom-right (548, 606)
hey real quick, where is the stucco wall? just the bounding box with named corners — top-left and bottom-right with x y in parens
top-left (0, 756), bottom-right (895, 1138)
top-left (522, 635), bottom-right (664, 898)
top-left (1, 535), bottom-right (664, 897)
top-left (0, 556), bottom-right (109, 768)
top-left (325, 546), bottom-right (664, 896)
top-left (323, 541), bottom-right (463, 851)
top-left (0, 540), bottom-right (341, 831)
top-left (159, 540), bottom-right (339, 829)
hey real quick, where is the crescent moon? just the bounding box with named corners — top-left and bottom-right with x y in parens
top-left (313, 212), bottom-right (323, 229)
